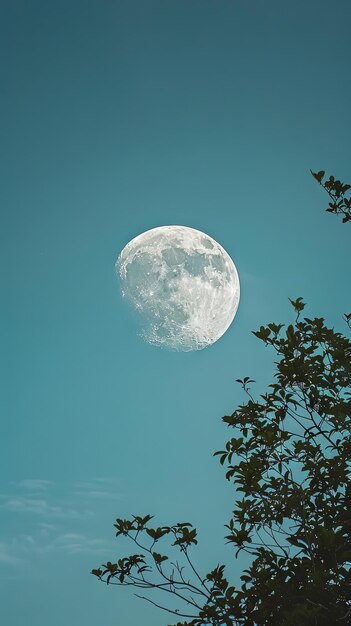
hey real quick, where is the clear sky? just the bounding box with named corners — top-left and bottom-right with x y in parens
top-left (1, 1), bottom-right (350, 625)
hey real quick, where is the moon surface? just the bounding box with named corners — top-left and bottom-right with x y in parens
top-left (116, 226), bottom-right (240, 351)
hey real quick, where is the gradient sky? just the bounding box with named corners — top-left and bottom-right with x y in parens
top-left (1, 1), bottom-right (350, 625)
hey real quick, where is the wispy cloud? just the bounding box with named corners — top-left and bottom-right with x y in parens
top-left (38, 522), bottom-right (57, 532)
top-left (1, 496), bottom-right (92, 520)
top-left (54, 533), bottom-right (107, 555)
top-left (74, 477), bottom-right (122, 501)
top-left (0, 477), bottom-right (121, 578)
top-left (18, 479), bottom-right (52, 491)
top-left (3, 497), bottom-right (62, 516)
top-left (1, 476), bottom-right (121, 521)
top-left (0, 530), bottom-right (110, 573)
top-left (75, 489), bottom-right (121, 500)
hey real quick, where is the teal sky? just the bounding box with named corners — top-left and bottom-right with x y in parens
top-left (1, 1), bottom-right (350, 624)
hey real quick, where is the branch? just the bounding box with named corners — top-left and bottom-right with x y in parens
top-left (134, 593), bottom-right (197, 619)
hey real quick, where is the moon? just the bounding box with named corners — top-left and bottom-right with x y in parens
top-left (116, 226), bottom-right (240, 351)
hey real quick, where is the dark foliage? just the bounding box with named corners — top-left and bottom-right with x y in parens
top-left (311, 170), bottom-right (351, 223)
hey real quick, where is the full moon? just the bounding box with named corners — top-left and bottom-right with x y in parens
top-left (116, 226), bottom-right (240, 351)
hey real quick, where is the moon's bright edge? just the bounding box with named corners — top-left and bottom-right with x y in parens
top-left (116, 226), bottom-right (240, 351)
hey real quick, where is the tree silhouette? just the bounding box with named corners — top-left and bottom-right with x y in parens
top-left (92, 172), bottom-right (351, 625)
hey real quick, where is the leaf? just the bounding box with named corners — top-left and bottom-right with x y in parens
top-left (289, 297), bottom-right (306, 313)
top-left (91, 568), bottom-right (103, 577)
top-left (152, 552), bottom-right (168, 564)
top-left (311, 169), bottom-right (325, 182)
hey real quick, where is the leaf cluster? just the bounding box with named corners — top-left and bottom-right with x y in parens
top-left (311, 170), bottom-right (351, 223)
top-left (92, 515), bottom-right (240, 625)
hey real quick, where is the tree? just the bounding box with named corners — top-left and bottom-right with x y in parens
top-left (92, 173), bottom-right (351, 625)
